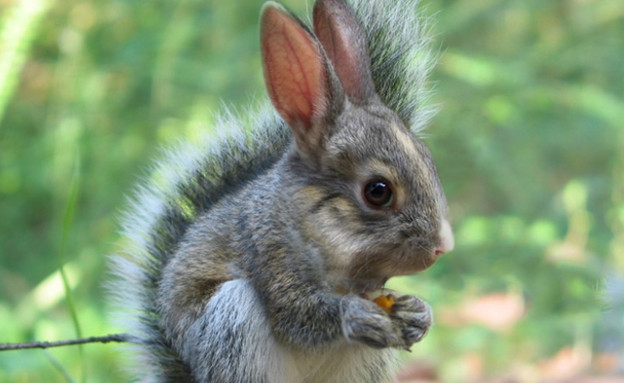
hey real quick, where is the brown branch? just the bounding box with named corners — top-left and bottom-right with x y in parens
top-left (0, 334), bottom-right (145, 351)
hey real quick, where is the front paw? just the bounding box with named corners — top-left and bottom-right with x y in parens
top-left (389, 294), bottom-right (433, 348)
top-left (340, 295), bottom-right (404, 349)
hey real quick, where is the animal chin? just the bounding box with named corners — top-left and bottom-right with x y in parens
top-left (346, 251), bottom-right (437, 293)
top-left (345, 278), bottom-right (389, 294)
top-left (404, 253), bottom-right (437, 273)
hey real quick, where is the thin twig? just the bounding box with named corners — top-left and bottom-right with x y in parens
top-left (0, 334), bottom-right (144, 351)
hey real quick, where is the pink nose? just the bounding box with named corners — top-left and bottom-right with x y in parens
top-left (435, 219), bottom-right (454, 256)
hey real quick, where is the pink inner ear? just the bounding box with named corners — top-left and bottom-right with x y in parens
top-left (261, 7), bottom-right (327, 130)
top-left (314, 10), bottom-right (359, 96)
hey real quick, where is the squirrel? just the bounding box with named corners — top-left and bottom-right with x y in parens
top-left (109, 0), bottom-right (454, 382)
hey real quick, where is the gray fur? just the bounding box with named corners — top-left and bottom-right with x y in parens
top-left (109, 0), bottom-right (445, 382)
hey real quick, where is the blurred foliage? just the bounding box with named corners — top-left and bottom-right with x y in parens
top-left (0, 0), bottom-right (622, 381)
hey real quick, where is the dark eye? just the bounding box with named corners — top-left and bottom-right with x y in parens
top-left (363, 179), bottom-right (394, 209)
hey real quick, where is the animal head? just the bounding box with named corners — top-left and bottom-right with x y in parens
top-left (260, 0), bottom-right (453, 292)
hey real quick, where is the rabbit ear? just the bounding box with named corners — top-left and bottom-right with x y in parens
top-left (313, 0), bottom-right (376, 103)
top-left (261, 2), bottom-right (343, 157)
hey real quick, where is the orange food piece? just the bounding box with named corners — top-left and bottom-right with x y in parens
top-left (373, 294), bottom-right (395, 313)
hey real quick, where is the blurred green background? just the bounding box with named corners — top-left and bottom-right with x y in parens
top-left (0, 0), bottom-right (622, 381)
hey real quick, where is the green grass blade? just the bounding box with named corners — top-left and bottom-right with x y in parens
top-left (57, 154), bottom-right (87, 382)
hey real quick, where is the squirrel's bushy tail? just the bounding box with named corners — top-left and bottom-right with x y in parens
top-left (109, 109), bottom-right (290, 381)
top-left (109, 0), bottom-right (434, 381)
